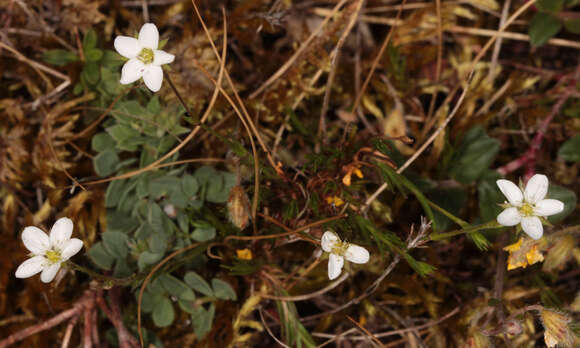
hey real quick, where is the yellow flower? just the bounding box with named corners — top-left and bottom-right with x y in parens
top-left (342, 164), bottom-right (364, 186)
top-left (503, 237), bottom-right (545, 270)
top-left (236, 248), bottom-right (253, 260)
top-left (325, 196), bottom-right (345, 207)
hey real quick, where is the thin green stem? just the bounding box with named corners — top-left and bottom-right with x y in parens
top-left (66, 261), bottom-right (138, 286)
top-left (430, 220), bottom-right (503, 241)
top-left (427, 199), bottom-right (469, 228)
top-left (165, 72), bottom-right (192, 118)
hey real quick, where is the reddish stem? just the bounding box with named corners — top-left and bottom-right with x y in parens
top-left (497, 91), bottom-right (571, 179)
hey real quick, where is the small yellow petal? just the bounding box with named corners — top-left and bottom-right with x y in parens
top-left (353, 168), bottom-right (364, 179)
top-left (236, 249), bottom-right (253, 260)
top-left (342, 173), bottom-right (352, 186)
top-left (504, 238), bottom-right (523, 252)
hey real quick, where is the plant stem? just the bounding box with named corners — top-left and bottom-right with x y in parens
top-left (430, 220), bottom-right (503, 241)
top-left (165, 72), bottom-right (192, 118)
top-left (66, 261), bottom-right (138, 286)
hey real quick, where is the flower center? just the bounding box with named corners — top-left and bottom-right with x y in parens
top-left (137, 48), bottom-right (154, 64)
top-left (45, 250), bottom-right (62, 264)
top-left (518, 203), bottom-right (534, 217)
top-left (331, 241), bottom-right (350, 256)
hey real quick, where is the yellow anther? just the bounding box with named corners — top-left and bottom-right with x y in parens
top-left (45, 250), bottom-right (62, 264)
top-left (137, 48), bottom-right (154, 64)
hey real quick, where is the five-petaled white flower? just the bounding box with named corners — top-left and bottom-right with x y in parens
top-left (321, 231), bottom-right (370, 280)
top-left (15, 217), bottom-right (84, 283)
top-left (114, 23), bottom-right (175, 92)
top-left (496, 174), bottom-right (564, 240)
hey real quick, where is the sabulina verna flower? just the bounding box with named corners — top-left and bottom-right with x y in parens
top-left (114, 23), bottom-right (175, 92)
top-left (496, 174), bottom-right (564, 240)
top-left (321, 231), bottom-right (369, 280)
top-left (15, 218), bottom-right (83, 283)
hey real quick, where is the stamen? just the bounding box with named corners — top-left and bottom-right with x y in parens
top-left (137, 48), bottom-right (154, 64)
top-left (45, 250), bottom-right (62, 264)
top-left (519, 203), bottom-right (534, 217)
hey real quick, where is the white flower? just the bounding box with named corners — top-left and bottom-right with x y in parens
top-left (496, 174), bottom-right (564, 240)
top-left (114, 23), bottom-right (175, 92)
top-left (321, 231), bottom-right (369, 280)
top-left (15, 218), bottom-right (84, 283)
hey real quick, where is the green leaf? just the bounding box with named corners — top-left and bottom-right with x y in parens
top-left (191, 225), bottom-right (216, 242)
top-left (105, 179), bottom-right (127, 208)
top-left (88, 242), bottom-right (114, 270)
top-left (547, 184), bottom-right (577, 223)
top-left (102, 231), bottom-right (129, 259)
top-left (91, 132), bottom-right (116, 152)
top-left (211, 279), bottom-right (237, 300)
top-left (536, 0), bottom-right (565, 12)
top-left (42, 49), bottom-right (79, 66)
top-left (82, 63), bottom-right (100, 85)
top-left (529, 12), bottom-right (562, 46)
top-left (184, 272), bottom-right (214, 297)
top-left (402, 254), bottom-right (436, 277)
top-left (557, 135), bottom-right (580, 162)
top-left (138, 251), bottom-right (163, 271)
top-left (182, 175), bottom-right (199, 198)
top-left (449, 127), bottom-right (500, 184)
top-left (191, 303), bottom-right (215, 339)
top-left (141, 290), bottom-right (163, 313)
top-left (564, 18), bottom-right (580, 34)
top-left (152, 296), bottom-right (175, 327)
top-left (83, 29), bottom-right (97, 50)
top-left (85, 48), bottom-right (103, 62)
top-left (159, 274), bottom-right (196, 301)
top-left (101, 50), bottom-right (125, 68)
top-left (93, 149), bottom-right (119, 177)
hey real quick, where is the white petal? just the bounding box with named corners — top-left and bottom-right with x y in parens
top-left (138, 23), bottom-right (159, 49)
top-left (22, 227), bottom-right (50, 254)
top-left (50, 217), bottom-right (73, 249)
top-left (521, 216), bottom-right (543, 240)
top-left (496, 207), bottom-right (522, 226)
top-left (534, 199), bottom-right (564, 217)
top-left (142, 65), bottom-right (163, 92)
top-left (328, 254), bottom-right (344, 280)
top-left (344, 244), bottom-right (370, 264)
top-left (114, 36), bottom-right (141, 59)
top-left (496, 179), bottom-right (523, 206)
top-left (524, 174), bottom-right (548, 204)
top-left (153, 50), bottom-right (174, 66)
top-left (40, 263), bottom-right (61, 283)
top-left (60, 238), bottom-right (84, 260)
top-left (15, 256), bottom-right (46, 278)
top-left (120, 59), bottom-right (145, 85)
top-left (321, 231), bottom-right (340, 253)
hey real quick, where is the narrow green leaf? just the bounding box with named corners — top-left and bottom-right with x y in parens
top-left (211, 279), bottom-right (237, 300)
top-left (191, 303), bottom-right (215, 339)
top-left (42, 49), bottom-right (79, 66)
top-left (184, 272), bottom-right (214, 297)
top-left (159, 274), bottom-right (196, 301)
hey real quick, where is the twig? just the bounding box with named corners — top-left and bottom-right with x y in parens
top-left (346, 315), bottom-right (385, 347)
top-left (250, 0), bottom-right (349, 98)
top-left (317, 0), bottom-right (365, 146)
top-left (496, 90), bottom-right (571, 179)
top-left (0, 291), bottom-right (94, 348)
top-left (362, 0), bottom-right (537, 212)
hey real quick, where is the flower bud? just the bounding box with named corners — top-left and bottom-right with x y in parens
top-left (504, 319), bottom-right (523, 336)
top-left (540, 309), bottom-right (574, 348)
top-left (227, 186), bottom-right (251, 230)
